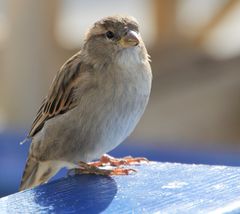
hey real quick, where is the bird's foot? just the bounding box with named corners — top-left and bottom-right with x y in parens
top-left (67, 155), bottom-right (148, 176)
top-left (68, 161), bottom-right (136, 176)
top-left (89, 154), bottom-right (149, 167)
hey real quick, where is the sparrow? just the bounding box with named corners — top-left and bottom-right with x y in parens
top-left (19, 15), bottom-right (152, 191)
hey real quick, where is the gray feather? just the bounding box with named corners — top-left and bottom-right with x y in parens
top-left (19, 157), bottom-right (60, 191)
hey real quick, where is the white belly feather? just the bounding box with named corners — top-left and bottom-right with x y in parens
top-left (83, 47), bottom-right (152, 161)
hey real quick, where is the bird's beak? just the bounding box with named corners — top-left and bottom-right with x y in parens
top-left (119, 30), bottom-right (140, 47)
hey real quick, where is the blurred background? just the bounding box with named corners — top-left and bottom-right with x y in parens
top-left (1, 0), bottom-right (240, 197)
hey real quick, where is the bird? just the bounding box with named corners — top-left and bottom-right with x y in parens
top-left (19, 15), bottom-right (152, 191)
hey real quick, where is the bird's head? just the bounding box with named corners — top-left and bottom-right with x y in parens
top-left (83, 15), bottom-right (145, 61)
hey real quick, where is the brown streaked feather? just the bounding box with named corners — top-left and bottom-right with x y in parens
top-left (28, 53), bottom-right (83, 138)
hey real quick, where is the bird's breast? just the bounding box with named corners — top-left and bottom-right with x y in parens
top-left (89, 52), bottom-right (152, 155)
top-left (72, 49), bottom-right (152, 161)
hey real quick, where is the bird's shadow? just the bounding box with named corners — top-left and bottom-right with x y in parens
top-left (32, 174), bottom-right (117, 213)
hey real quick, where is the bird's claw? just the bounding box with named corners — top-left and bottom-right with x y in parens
top-left (67, 155), bottom-right (148, 177)
top-left (90, 154), bottom-right (149, 167)
top-left (67, 160), bottom-right (137, 176)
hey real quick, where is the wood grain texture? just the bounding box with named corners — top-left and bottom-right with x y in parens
top-left (1, 162), bottom-right (240, 213)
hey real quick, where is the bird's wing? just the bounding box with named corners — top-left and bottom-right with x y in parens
top-left (28, 53), bottom-right (88, 138)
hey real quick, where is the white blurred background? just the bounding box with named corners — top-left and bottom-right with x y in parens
top-left (1, 0), bottom-right (240, 146)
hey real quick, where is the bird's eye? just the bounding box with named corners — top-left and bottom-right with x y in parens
top-left (106, 31), bottom-right (114, 39)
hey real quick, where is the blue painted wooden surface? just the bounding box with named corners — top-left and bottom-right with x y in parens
top-left (1, 162), bottom-right (240, 213)
top-left (2, 131), bottom-right (240, 198)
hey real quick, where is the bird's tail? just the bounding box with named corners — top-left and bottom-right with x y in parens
top-left (19, 157), bottom-right (60, 191)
